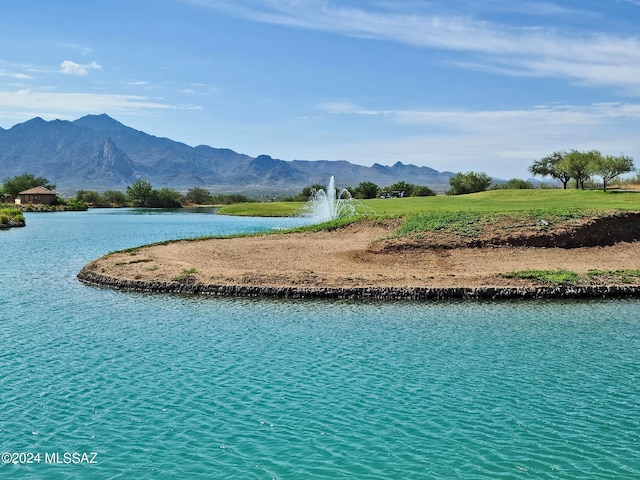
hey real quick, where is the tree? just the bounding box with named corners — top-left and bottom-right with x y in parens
top-left (126, 180), bottom-right (154, 207)
top-left (592, 154), bottom-right (635, 191)
top-left (355, 181), bottom-right (379, 199)
top-left (529, 151), bottom-right (572, 189)
top-left (412, 185), bottom-right (436, 196)
top-left (388, 181), bottom-right (414, 197)
top-left (303, 184), bottom-right (326, 197)
top-left (183, 187), bottom-right (214, 205)
top-left (102, 190), bottom-right (127, 207)
top-left (560, 150), bottom-right (598, 190)
top-left (75, 190), bottom-right (101, 205)
top-left (494, 178), bottom-right (534, 190)
top-left (150, 188), bottom-right (182, 208)
top-left (1, 173), bottom-right (56, 196)
top-left (446, 171), bottom-right (492, 195)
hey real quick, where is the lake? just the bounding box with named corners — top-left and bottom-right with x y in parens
top-left (1, 209), bottom-right (639, 479)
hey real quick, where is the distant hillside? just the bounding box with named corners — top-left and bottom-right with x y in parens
top-left (0, 114), bottom-right (455, 195)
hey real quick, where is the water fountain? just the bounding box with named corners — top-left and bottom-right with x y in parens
top-left (302, 176), bottom-right (369, 222)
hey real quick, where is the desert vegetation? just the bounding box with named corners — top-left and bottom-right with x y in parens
top-left (73, 182), bottom-right (253, 208)
top-left (529, 150), bottom-right (635, 190)
top-left (0, 206), bottom-right (25, 228)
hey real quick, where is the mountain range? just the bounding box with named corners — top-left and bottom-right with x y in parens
top-left (0, 114), bottom-right (455, 196)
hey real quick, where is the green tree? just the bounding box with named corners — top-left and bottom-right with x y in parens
top-left (211, 193), bottom-right (251, 204)
top-left (183, 187), bottom-right (214, 205)
top-left (75, 190), bottom-right (101, 205)
top-left (126, 180), bottom-right (154, 207)
top-left (388, 181), bottom-right (414, 197)
top-left (1, 173), bottom-right (56, 196)
top-left (303, 184), bottom-right (326, 197)
top-left (289, 184), bottom-right (326, 202)
top-left (494, 178), bottom-right (534, 189)
top-left (102, 190), bottom-right (127, 207)
top-left (412, 185), bottom-right (436, 196)
top-left (560, 150), bottom-right (598, 190)
top-left (149, 188), bottom-right (182, 208)
top-left (355, 181), bottom-right (379, 199)
top-left (592, 154), bottom-right (635, 191)
top-left (529, 151), bottom-right (572, 189)
top-left (446, 171), bottom-right (492, 195)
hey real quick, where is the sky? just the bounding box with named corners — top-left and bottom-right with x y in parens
top-left (1, 0), bottom-right (640, 180)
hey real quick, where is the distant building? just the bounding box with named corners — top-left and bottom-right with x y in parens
top-left (2, 194), bottom-right (16, 204)
top-left (16, 186), bottom-right (58, 205)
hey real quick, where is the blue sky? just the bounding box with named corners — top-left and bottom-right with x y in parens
top-left (1, 0), bottom-right (640, 179)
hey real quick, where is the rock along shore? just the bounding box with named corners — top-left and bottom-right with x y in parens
top-left (77, 268), bottom-right (640, 301)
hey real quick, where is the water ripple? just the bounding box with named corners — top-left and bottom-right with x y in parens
top-left (2, 211), bottom-right (640, 478)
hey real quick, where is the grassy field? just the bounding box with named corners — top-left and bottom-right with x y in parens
top-left (217, 189), bottom-right (640, 218)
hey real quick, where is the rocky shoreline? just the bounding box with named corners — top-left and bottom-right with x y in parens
top-left (77, 268), bottom-right (640, 300)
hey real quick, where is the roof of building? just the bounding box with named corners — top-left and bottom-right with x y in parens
top-left (18, 186), bottom-right (57, 195)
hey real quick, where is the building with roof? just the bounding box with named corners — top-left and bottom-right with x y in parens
top-left (16, 186), bottom-right (58, 205)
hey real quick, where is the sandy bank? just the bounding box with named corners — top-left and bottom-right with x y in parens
top-left (77, 217), bottom-right (640, 300)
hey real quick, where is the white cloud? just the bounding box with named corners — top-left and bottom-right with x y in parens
top-left (60, 60), bottom-right (102, 76)
top-left (191, 0), bottom-right (640, 94)
top-left (0, 89), bottom-right (200, 121)
top-left (311, 101), bottom-right (640, 177)
top-left (0, 72), bottom-right (33, 80)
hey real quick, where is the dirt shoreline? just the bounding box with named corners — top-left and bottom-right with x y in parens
top-left (77, 215), bottom-right (640, 300)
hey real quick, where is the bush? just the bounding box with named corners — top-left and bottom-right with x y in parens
top-left (355, 181), bottom-right (379, 199)
top-left (211, 194), bottom-right (252, 204)
top-left (412, 185), bottom-right (436, 196)
top-left (64, 200), bottom-right (89, 211)
top-left (102, 190), bottom-right (127, 207)
top-left (0, 207), bottom-right (25, 225)
top-left (150, 188), bottom-right (182, 208)
top-left (75, 190), bottom-right (102, 204)
top-left (447, 171), bottom-right (492, 195)
top-left (493, 178), bottom-right (534, 190)
top-left (183, 187), bottom-right (214, 205)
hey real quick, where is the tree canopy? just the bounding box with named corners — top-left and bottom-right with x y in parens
top-left (1, 173), bottom-right (56, 197)
top-left (528, 151), bottom-right (572, 189)
top-left (447, 171), bottom-right (492, 195)
top-left (560, 150), bottom-right (598, 190)
top-left (354, 181), bottom-right (379, 199)
top-left (183, 187), bottom-right (214, 205)
top-left (126, 180), bottom-right (154, 207)
top-left (530, 150), bottom-right (635, 190)
top-left (125, 180), bottom-right (182, 208)
top-left (592, 154), bottom-right (635, 191)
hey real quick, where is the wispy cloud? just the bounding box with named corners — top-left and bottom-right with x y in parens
top-left (0, 72), bottom-right (33, 80)
top-left (319, 100), bottom-right (640, 130)
top-left (0, 89), bottom-right (200, 122)
top-left (190, 0), bottom-right (640, 93)
top-left (60, 60), bottom-right (102, 76)
top-left (309, 100), bottom-right (640, 176)
top-left (618, 0), bottom-right (640, 7)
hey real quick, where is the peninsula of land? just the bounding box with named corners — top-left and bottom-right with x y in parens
top-left (77, 212), bottom-right (640, 300)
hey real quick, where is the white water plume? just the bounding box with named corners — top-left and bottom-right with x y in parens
top-left (301, 176), bottom-right (372, 222)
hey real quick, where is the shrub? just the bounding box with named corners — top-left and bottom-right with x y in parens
top-left (493, 178), bottom-right (534, 190)
top-left (412, 185), bottom-right (436, 196)
top-left (447, 171), bottom-right (492, 195)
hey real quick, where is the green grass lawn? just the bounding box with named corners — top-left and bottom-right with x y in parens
top-left (217, 189), bottom-right (640, 218)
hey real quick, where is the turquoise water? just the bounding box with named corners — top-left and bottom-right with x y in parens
top-left (1, 209), bottom-right (639, 479)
